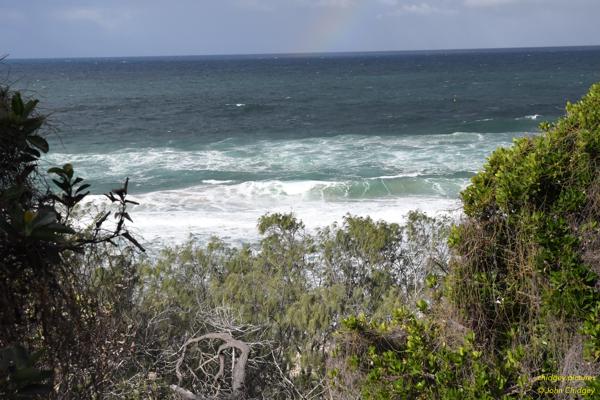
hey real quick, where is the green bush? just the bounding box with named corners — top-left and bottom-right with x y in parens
top-left (330, 309), bottom-right (515, 400)
top-left (0, 87), bottom-right (143, 398)
top-left (453, 83), bottom-right (600, 375)
top-left (133, 211), bottom-right (451, 397)
top-left (329, 83), bottom-right (600, 398)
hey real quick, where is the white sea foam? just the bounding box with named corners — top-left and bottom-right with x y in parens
top-left (517, 114), bottom-right (542, 120)
top-left (45, 131), bottom-right (529, 247)
top-left (116, 193), bottom-right (461, 247)
top-left (202, 179), bottom-right (234, 185)
top-left (130, 178), bottom-right (458, 245)
top-left (46, 131), bottom-right (521, 183)
top-left (79, 178), bottom-right (463, 247)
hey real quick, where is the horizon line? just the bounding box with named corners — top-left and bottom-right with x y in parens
top-left (5, 43), bottom-right (600, 61)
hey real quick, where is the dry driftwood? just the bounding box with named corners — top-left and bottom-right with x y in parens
top-left (173, 332), bottom-right (250, 399)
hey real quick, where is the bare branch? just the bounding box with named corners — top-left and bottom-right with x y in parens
top-left (175, 332), bottom-right (251, 399)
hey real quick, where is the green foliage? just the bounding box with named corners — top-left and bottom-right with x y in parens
top-left (453, 83), bottom-right (600, 370)
top-left (0, 90), bottom-right (46, 165)
top-left (582, 304), bottom-right (600, 361)
top-left (332, 309), bottom-right (518, 400)
top-left (134, 211), bottom-right (451, 396)
top-left (1, 87), bottom-right (145, 398)
top-left (48, 163), bottom-right (90, 208)
top-left (329, 83), bottom-right (600, 399)
top-left (0, 345), bottom-right (53, 399)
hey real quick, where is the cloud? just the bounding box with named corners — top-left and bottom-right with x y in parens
top-left (231, 0), bottom-right (355, 10)
top-left (0, 8), bottom-right (24, 23)
top-left (293, 0), bottom-right (356, 8)
top-left (313, 0), bottom-right (355, 6)
top-left (56, 7), bottom-right (132, 31)
top-left (400, 3), bottom-right (452, 14)
top-left (378, 2), bottom-right (457, 16)
top-left (463, 0), bottom-right (520, 7)
top-left (236, 0), bottom-right (274, 12)
top-left (3, 0), bottom-right (600, 58)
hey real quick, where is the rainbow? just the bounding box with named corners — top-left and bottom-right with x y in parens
top-left (298, 3), bottom-right (368, 52)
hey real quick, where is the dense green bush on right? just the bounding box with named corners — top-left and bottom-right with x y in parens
top-left (453, 82), bottom-right (600, 379)
top-left (330, 83), bottom-right (600, 398)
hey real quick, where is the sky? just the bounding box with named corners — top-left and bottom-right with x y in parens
top-left (1, 0), bottom-right (599, 58)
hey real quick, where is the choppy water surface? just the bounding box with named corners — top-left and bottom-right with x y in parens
top-left (7, 47), bottom-right (600, 245)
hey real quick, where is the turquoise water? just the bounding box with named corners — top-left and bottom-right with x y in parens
top-left (7, 47), bottom-right (600, 244)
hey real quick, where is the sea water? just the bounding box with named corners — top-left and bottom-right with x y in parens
top-left (6, 47), bottom-right (600, 246)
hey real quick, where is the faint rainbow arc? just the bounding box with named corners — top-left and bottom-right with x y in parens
top-left (298, 3), bottom-right (366, 53)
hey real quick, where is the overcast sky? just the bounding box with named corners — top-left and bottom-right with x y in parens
top-left (1, 0), bottom-right (599, 58)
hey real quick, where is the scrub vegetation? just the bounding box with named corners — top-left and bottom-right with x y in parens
top-left (1, 83), bottom-right (599, 399)
top-left (329, 83), bottom-right (600, 399)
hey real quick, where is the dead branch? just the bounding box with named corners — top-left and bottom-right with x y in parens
top-left (170, 384), bottom-right (207, 400)
top-left (174, 332), bottom-right (250, 399)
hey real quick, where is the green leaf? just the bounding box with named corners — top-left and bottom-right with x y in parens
top-left (26, 135), bottom-right (49, 153)
top-left (63, 163), bottom-right (74, 178)
top-left (52, 179), bottom-right (70, 193)
top-left (95, 211), bottom-right (111, 228)
top-left (11, 92), bottom-right (24, 116)
top-left (21, 153), bottom-right (38, 163)
top-left (75, 184), bottom-right (91, 194)
top-left (47, 167), bottom-right (65, 175)
top-left (20, 116), bottom-right (44, 134)
top-left (28, 229), bottom-right (60, 241)
top-left (122, 231), bottom-right (145, 252)
top-left (24, 146), bottom-right (40, 158)
top-left (23, 99), bottom-right (39, 117)
top-left (31, 209), bottom-right (57, 229)
top-left (73, 193), bottom-right (89, 203)
top-left (416, 299), bottom-right (429, 313)
top-left (43, 222), bottom-right (75, 235)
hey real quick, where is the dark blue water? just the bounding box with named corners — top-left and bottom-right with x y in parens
top-left (6, 46), bottom-right (600, 243)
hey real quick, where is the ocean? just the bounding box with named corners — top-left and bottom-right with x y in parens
top-left (6, 46), bottom-right (600, 246)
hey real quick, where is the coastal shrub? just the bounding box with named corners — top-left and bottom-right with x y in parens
top-left (329, 83), bottom-right (600, 398)
top-left (0, 87), bottom-right (143, 398)
top-left (451, 83), bottom-right (600, 386)
top-left (127, 211), bottom-right (450, 398)
top-left (328, 309), bottom-right (516, 400)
